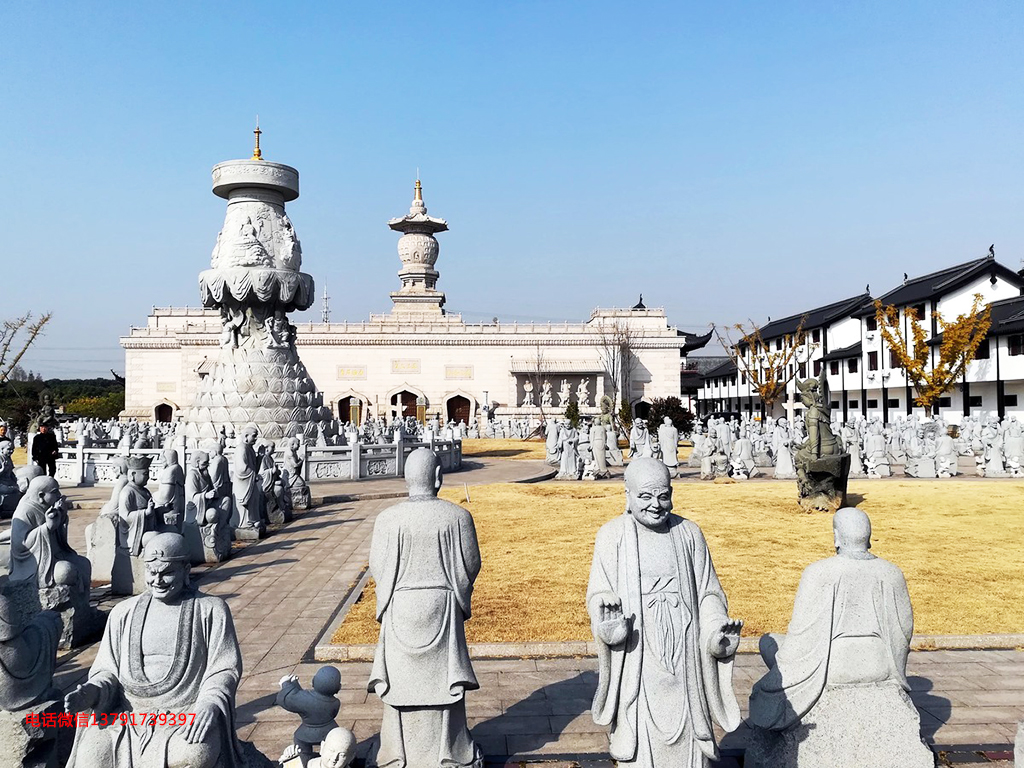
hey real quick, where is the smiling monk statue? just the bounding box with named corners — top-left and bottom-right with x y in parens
top-left (587, 457), bottom-right (743, 768)
top-left (63, 532), bottom-right (267, 767)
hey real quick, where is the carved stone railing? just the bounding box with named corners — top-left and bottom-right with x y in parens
top-left (53, 435), bottom-right (462, 487)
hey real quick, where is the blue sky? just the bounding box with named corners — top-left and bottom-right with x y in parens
top-left (3, 1), bottom-right (1021, 377)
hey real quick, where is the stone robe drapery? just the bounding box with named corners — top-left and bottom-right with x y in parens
top-left (368, 497), bottom-right (481, 767)
top-left (748, 555), bottom-right (913, 731)
top-left (368, 498), bottom-right (480, 706)
top-left (0, 609), bottom-right (62, 710)
top-left (209, 454), bottom-right (231, 500)
top-left (588, 513), bottom-right (740, 767)
top-left (66, 590), bottom-right (246, 768)
top-left (232, 444), bottom-right (263, 528)
top-left (9, 497), bottom-right (91, 591)
top-left (118, 484), bottom-right (155, 557)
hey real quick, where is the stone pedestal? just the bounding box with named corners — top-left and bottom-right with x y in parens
top-left (38, 585), bottom-right (103, 650)
top-left (289, 484), bottom-right (311, 511)
top-left (129, 555), bottom-right (148, 595)
top-left (0, 698), bottom-right (72, 768)
top-left (745, 683), bottom-right (935, 768)
top-left (85, 513), bottom-right (118, 583)
top-left (798, 453), bottom-right (851, 512)
top-left (109, 546), bottom-right (134, 596)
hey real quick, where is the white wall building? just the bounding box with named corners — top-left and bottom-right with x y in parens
top-left (121, 182), bottom-right (709, 425)
top-left (699, 255), bottom-right (1024, 424)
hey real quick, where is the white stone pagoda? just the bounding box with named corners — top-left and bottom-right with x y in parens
top-left (387, 180), bottom-right (448, 315)
top-left (181, 128), bottom-right (335, 442)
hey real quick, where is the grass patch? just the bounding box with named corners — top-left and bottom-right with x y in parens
top-left (332, 479), bottom-right (1024, 644)
top-left (461, 438), bottom-right (548, 461)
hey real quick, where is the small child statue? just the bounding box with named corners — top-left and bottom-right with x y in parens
top-left (277, 666), bottom-right (342, 762)
top-left (280, 726), bottom-right (356, 768)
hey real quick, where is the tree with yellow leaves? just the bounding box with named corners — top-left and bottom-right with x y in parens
top-left (714, 317), bottom-right (814, 410)
top-left (874, 294), bottom-right (991, 413)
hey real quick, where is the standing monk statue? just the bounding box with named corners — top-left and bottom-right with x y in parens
top-left (232, 424), bottom-right (266, 538)
top-left (588, 457), bottom-right (743, 767)
top-left (366, 448), bottom-right (483, 768)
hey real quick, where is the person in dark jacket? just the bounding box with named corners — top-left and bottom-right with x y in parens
top-left (31, 424), bottom-right (59, 477)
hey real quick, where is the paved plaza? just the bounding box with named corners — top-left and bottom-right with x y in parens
top-left (13, 458), bottom-right (1020, 767)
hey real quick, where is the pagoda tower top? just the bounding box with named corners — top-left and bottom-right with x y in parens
top-left (387, 180), bottom-right (448, 315)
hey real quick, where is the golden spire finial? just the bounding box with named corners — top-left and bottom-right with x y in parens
top-left (252, 116), bottom-right (263, 161)
top-left (414, 178), bottom-right (422, 202)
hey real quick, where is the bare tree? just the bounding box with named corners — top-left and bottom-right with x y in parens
top-left (0, 313), bottom-right (52, 384)
top-left (713, 316), bottom-right (815, 412)
top-left (524, 343), bottom-right (551, 439)
top-left (596, 319), bottom-right (643, 407)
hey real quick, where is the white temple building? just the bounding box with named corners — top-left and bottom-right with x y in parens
top-left (699, 254), bottom-right (1024, 424)
top-left (121, 175), bottom-right (710, 426)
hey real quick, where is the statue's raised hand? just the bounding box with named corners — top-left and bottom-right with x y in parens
top-left (183, 701), bottom-right (219, 744)
top-left (709, 618), bottom-right (743, 659)
top-left (64, 683), bottom-right (99, 714)
top-left (593, 592), bottom-right (629, 647)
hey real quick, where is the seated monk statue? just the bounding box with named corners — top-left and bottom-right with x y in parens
top-left (746, 507), bottom-right (933, 767)
top-left (0, 439), bottom-right (22, 514)
top-left (64, 532), bottom-right (256, 768)
top-left (9, 475), bottom-right (92, 597)
top-left (0, 577), bottom-right (62, 711)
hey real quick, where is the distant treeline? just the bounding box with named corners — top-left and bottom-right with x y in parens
top-left (0, 377), bottom-right (125, 430)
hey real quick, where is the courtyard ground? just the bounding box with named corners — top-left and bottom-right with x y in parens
top-left (22, 457), bottom-right (1023, 763)
top-left (333, 478), bottom-right (1024, 644)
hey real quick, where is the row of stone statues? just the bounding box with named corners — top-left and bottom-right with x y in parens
top-left (86, 429), bottom-right (310, 597)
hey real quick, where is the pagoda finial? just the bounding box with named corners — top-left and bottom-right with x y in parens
top-left (414, 179), bottom-right (422, 202)
top-left (252, 116), bottom-right (263, 161)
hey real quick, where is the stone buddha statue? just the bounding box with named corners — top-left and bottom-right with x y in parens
top-left (746, 507), bottom-right (933, 767)
top-left (64, 532), bottom-right (259, 768)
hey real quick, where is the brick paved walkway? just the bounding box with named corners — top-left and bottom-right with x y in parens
top-left (31, 485), bottom-right (1024, 765)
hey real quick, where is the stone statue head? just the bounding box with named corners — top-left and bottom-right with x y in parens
top-left (663, 416), bottom-right (672, 426)
top-left (191, 450), bottom-right (210, 471)
top-left (143, 533), bottom-right (192, 603)
top-left (624, 457), bottom-right (673, 531)
top-left (163, 447), bottom-right (178, 466)
top-left (28, 475), bottom-right (61, 509)
top-left (404, 448), bottom-right (442, 499)
top-left (833, 507), bottom-right (872, 558)
top-left (312, 665), bottom-right (342, 696)
top-left (111, 456), bottom-right (129, 479)
top-left (242, 424), bottom-right (259, 446)
top-left (319, 726), bottom-right (357, 768)
top-left (0, 440), bottom-right (12, 459)
top-left (126, 455), bottom-right (152, 486)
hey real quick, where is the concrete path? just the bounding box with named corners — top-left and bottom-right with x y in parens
top-left (44, 493), bottom-right (1023, 766)
top-left (57, 456), bottom-right (555, 509)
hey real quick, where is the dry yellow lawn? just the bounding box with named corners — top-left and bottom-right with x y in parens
top-left (12, 447), bottom-right (27, 466)
top-left (333, 479), bottom-right (1024, 644)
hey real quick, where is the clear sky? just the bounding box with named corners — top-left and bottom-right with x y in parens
top-left (3, 1), bottom-right (1021, 377)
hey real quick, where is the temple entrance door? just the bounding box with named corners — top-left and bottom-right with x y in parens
top-left (633, 401), bottom-right (651, 421)
top-left (155, 404), bottom-right (173, 423)
top-left (392, 391), bottom-right (419, 420)
top-left (338, 397), bottom-right (363, 425)
top-left (447, 395), bottom-right (471, 424)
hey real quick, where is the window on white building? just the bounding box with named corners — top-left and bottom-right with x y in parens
top-left (887, 398), bottom-right (900, 408)
top-left (1006, 395), bottom-right (1019, 407)
top-left (969, 395), bottom-right (983, 408)
top-left (867, 399), bottom-right (878, 408)
top-left (938, 397), bottom-right (952, 408)
top-left (849, 399), bottom-right (859, 409)
top-left (868, 352), bottom-right (878, 371)
top-left (848, 358), bottom-right (859, 373)
top-left (829, 361), bottom-right (839, 375)
top-left (975, 339), bottom-right (990, 359)
top-left (1009, 335), bottom-right (1023, 356)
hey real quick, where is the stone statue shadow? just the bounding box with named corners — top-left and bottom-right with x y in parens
top-left (907, 676), bottom-right (951, 741)
top-left (845, 491), bottom-right (867, 506)
top-left (197, 557), bottom-right (299, 583)
top-left (235, 691), bottom-right (278, 727)
top-left (469, 671), bottom-right (598, 757)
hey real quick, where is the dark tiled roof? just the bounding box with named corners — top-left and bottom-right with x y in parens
top-left (679, 329), bottom-right (714, 353)
top-left (929, 294), bottom-right (1024, 345)
top-left (857, 257), bottom-right (1024, 316)
top-left (821, 341), bottom-right (862, 361)
top-left (752, 293), bottom-right (873, 342)
top-left (700, 359), bottom-right (738, 379)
